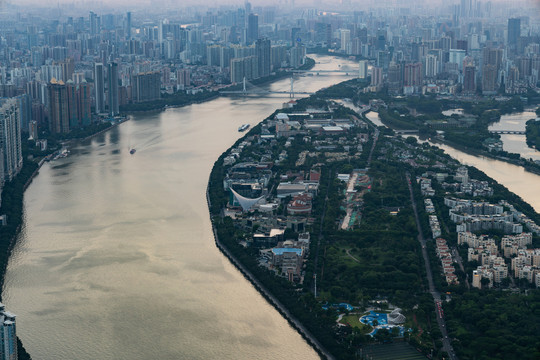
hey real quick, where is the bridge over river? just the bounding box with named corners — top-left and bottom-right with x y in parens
top-left (489, 130), bottom-right (526, 135)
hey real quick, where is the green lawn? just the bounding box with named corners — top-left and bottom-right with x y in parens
top-left (340, 314), bottom-right (372, 334)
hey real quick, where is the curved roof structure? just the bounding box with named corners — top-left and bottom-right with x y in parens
top-left (230, 188), bottom-right (264, 212)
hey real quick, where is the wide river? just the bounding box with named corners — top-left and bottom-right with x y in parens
top-left (3, 55), bottom-right (359, 360)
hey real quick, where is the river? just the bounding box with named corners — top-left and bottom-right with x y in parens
top-left (442, 108), bottom-right (540, 161)
top-left (488, 110), bottom-right (540, 162)
top-left (3, 55), bottom-right (358, 360)
top-left (362, 110), bottom-right (540, 212)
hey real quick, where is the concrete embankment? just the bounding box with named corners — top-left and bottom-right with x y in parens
top-left (205, 187), bottom-right (335, 360)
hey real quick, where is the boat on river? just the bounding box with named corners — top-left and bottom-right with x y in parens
top-left (238, 124), bottom-right (250, 132)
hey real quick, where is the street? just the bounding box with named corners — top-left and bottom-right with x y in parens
top-left (405, 172), bottom-right (458, 360)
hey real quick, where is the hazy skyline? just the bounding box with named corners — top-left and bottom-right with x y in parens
top-left (5, 0), bottom-right (539, 7)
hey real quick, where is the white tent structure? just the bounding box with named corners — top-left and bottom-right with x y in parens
top-left (230, 188), bottom-right (264, 212)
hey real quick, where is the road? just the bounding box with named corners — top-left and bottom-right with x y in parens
top-left (405, 172), bottom-right (458, 360)
top-left (452, 248), bottom-right (470, 289)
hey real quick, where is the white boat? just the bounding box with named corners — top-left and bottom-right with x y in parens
top-left (238, 124), bottom-right (250, 132)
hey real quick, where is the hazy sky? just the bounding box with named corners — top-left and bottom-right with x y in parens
top-left (4, 0), bottom-right (540, 11)
top-left (6, 0), bottom-right (538, 5)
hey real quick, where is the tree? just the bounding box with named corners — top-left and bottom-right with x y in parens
top-left (405, 136), bottom-right (417, 145)
top-left (480, 277), bottom-right (491, 288)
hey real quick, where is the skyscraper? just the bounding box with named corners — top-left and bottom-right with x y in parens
top-left (508, 18), bottom-right (521, 49)
top-left (256, 38), bottom-right (271, 78)
top-left (371, 66), bottom-right (383, 87)
top-left (340, 29), bottom-right (351, 52)
top-left (482, 64), bottom-right (498, 94)
top-left (425, 54), bottom-right (439, 78)
top-left (289, 45), bottom-right (305, 68)
top-left (206, 45), bottom-right (221, 67)
top-left (404, 62), bottom-right (423, 88)
top-left (131, 72), bottom-right (161, 103)
top-left (463, 64), bottom-right (476, 93)
top-left (176, 69), bottom-right (191, 88)
top-left (358, 60), bottom-right (368, 79)
top-left (66, 80), bottom-right (78, 129)
top-left (230, 58), bottom-right (245, 83)
top-left (0, 99), bottom-right (22, 182)
top-left (94, 63), bottom-right (105, 114)
top-left (125, 12), bottom-right (132, 39)
top-left (48, 79), bottom-right (70, 134)
top-left (247, 14), bottom-right (258, 44)
top-left (77, 80), bottom-right (92, 126)
top-left (107, 62), bottom-right (119, 116)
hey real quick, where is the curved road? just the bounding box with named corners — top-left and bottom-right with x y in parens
top-left (405, 172), bottom-right (458, 360)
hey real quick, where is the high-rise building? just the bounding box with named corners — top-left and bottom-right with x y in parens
top-left (449, 49), bottom-right (466, 71)
top-left (404, 62), bottom-right (423, 87)
top-left (508, 18), bottom-right (521, 49)
top-left (94, 63), bottom-right (105, 114)
top-left (207, 45), bottom-right (221, 67)
top-left (256, 38), bottom-right (271, 78)
top-left (388, 62), bottom-right (403, 93)
top-left (131, 72), bottom-right (161, 103)
top-left (107, 62), bottom-right (119, 116)
top-left (271, 45), bottom-right (287, 70)
top-left (358, 60), bottom-right (368, 79)
top-left (230, 56), bottom-right (259, 83)
top-left (220, 47), bottom-right (234, 70)
top-left (425, 54), bottom-right (439, 78)
top-left (176, 69), bottom-right (191, 88)
top-left (463, 64), bottom-right (476, 93)
top-left (60, 58), bottom-right (75, 83)
top-left (371, 66), bottom-right (383, 87)
top-left (48, 79), bottom-right (70, 134)
top-left (314, 22), bottom-right (331, 45)
top-left (482, 64), bottom-right (498, 94)
top-left (340, 29), bottom-right (351, 52)
top-left (125, 12), bottom-right (132, 39)
top-left (77, 81), bottom-right (92, 126)
top-left (230, 58), bottom-right (245, 84)
top-left (289, 45), bottom-right (305, 68)
top-left (0, 99), bottom-right (22, 182)
top-left (16, 94), bottom-right (31, 134)
top-left (66, 80), bottom-right (78, 129)
top-left (456, 40), bottom-right (468, 52)
top-left (0, 303), bottom-right (17, 360)
top-left (89, 11), bottom-right (100, 35)
top-left (483, 47), bottom-right (504, 71)
top-left (247, 14), bottom-right (258, 44)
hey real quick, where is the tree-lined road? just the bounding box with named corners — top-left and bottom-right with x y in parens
top-left (405, 172), bottom-right (458, 360)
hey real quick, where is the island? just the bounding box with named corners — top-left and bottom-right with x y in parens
top-left (207, 79), bottom-right (540, 360)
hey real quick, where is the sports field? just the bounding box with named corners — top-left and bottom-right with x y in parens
top-left (360, 342), bottom-right (426, 360)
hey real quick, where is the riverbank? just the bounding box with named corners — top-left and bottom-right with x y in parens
top-left (0, 161), bottom-right (38, 360)
top-left (206, 187), bottom-right (333, 360)
top-left (426, 136), bottom-right (540, 176)
top-left (371, 107), bottom-right (540, 176)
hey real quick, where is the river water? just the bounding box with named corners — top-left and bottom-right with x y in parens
top-left (441, 108), bottom-right (540, 161)
top-left (3, 55), bottom-right (358, 360)
top-left (362, 110), bottom-right (540, 212)
top-left (488, 110), bottom-right (540, 161)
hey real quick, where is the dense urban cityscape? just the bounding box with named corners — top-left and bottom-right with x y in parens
top-left (0, 0), bottom-right (539, 359)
